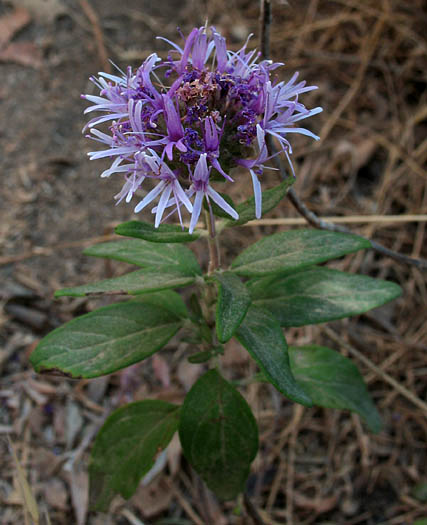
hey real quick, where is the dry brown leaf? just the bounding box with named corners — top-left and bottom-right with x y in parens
top-left (43, 478), bottom-right (68, 511)
top-left (222, 339), bottom-right (250, 365)
top-left (131, 476), bottom-right (173, 519)
top-left (166, 433), bottom-right (182, 476)
top-left (65, 400), bottom-right (84, 450)
top-left (64, 467), bottom-right (89, 525)
top-left (0, 6), bottom-right (31, 48)
top-left (152, 354), bottom-right (171, 387)
top-left (0, 42), bottom-right (42, 68)
top-left (10, 0), bottom-right (68, 23)
top-left (33, 448), bottom-right (64, 479)
top-left (176, 360), bottom-right (203, 391)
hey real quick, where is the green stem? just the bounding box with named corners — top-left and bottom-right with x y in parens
top-left (204, 204), bottom-right (221, 275)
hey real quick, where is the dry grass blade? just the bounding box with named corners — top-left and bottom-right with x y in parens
top-left (7, 436), bottom-right (40, 525)
top-left (324, 327), bottom-right (427, 416)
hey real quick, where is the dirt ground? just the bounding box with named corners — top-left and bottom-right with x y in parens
top-left (0, 0), bottom-right (426, 523)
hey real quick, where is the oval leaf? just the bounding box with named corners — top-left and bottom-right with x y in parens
top-left (289, 345), bottom-right (382, 433)
top-left (235, 306), bottom-right (312, 406)
top-left (134, 290), bottom-right (188, 318)
top-left (250, 267), bottom-right (402, 326)
top-left (84, 239), bottom-right (201, 275)
top-left (30, 300), bottom-right (182, 378)
top-left (231, 230), bottom-right (371, 277)
top-left (179, 369), bottom-right (258, 500)
top-left (54, 268), bottom-right (195, 298)
top-left (225, 178), bottom-right (294, 227)
top-left (115, 220), bottom-right (200, 243)
top-left (214, 272), bottom-right (251, 343)
top-left (89, 400), bottom-right (180, 511)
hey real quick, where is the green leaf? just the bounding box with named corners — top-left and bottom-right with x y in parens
top-left (179, 369), bottom-right (258, 500)
top-left (289, 345), bottom-right (382, 433)
top-left (134, 290), bottom-right (188, 319)
top-left (54, 268), bottom-right (196, 298)
top-left (187, 347), bottom-right (223, 363)
top-left (84, 239), bottom-right (201, 275)
top-left (214, 272), bottom-right (251, 343)
top-left (115, 220), bottom-right (200, 243)
top-left (250, 267), bottom-right (402, 327)
top-left (187, 350), bottom-right (213, 363)
top-left (412, 482), bottom-right (427, 503)
top-left (231, 229), bottom-right (370, 277)
top-left (188, 293), bottom-right (204, 322)
top-left (30, 300), bottom-right (182, 378)
top-left (224, 179), bottom-right (294, 227)
top-left (89, 400), bottom-right (180, 511)
top-left (235, 306), bottom-right (312, 406)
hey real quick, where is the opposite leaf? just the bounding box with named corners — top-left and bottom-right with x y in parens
top-left (115, 220), bottom-right (200, 243)
top-left (179, 369), bottom-right (258, 500)
top-left (231, 229), bottom-right (370, 277)
top-left (55, 268), bottom-right (195, 298)
top-left (214, 272), bottom-right (251, 343)
top-left (235, 306), bottom-right (312, 406)
top-left (224, 179), bottom-right (294, 227)
top-left (30, 300), bottom-right (182, 378)
top-left (249, 267), bottom-right (402, 327)
top-left (289, 345), bottom-right (382, 433)
top-left (89, 400), bottom-right (180, 511)
top-left (84, 239), bottom-right (201, 275)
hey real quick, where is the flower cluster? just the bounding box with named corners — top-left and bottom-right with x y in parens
top-left (83, 27), bottom-right (322, 232)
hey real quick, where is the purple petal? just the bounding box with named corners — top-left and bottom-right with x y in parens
top-left (189, 190), bottom-right (204, 233)
top-left (207, 186), bottom-right (238, 220)
top-left (193, 153), bottom-right (209, 182)
top-left (165, 142), bottom-right (175, 161)
top-left (134, 181), bottom-right (165, 213)
top-left (155, 184), bottom-right (173, 227)
top-left (173, 181), bottom-right (193, 213)
top-left (250, 169), bottom-right (262, 219)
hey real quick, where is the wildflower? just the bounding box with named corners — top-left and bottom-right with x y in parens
top-left (83, 26), bottom-right (322, 229)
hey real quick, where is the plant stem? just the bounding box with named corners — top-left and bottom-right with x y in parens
top-left (205, 204), bottom-right (221, 274)
top-left (259, 0), bottom-right (272, 60)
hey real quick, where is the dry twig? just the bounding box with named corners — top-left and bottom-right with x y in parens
top-left (325, 326), bottom-right (427, 416)
top-left (79, 0), bottom-right (111, 73)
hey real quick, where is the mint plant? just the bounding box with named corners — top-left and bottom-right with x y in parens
top-left (30, 26), bottom-right (401, 510)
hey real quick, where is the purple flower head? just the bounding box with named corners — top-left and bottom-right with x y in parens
top-left (83, 26), bottom-right (322, 230)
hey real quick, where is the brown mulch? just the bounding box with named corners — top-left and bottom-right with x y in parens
top-left (0, 0), bottom-right (426, 523)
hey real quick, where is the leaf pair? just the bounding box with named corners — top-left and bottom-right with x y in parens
top-left (90, 370), bottom-right (258, 511)
top-left (90, 342), bottom-right (381, 512)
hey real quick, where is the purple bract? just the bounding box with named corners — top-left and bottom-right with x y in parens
top-left (83, 27), bottom-right (322, 232)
